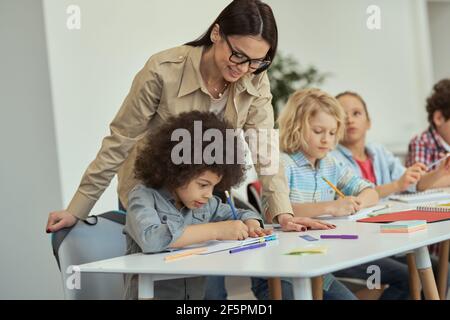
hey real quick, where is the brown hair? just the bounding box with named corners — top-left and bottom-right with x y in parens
top-left (335, 91), bottom-right (370, 122)
top-left (135, 111), bottom-right (246, 191)
top-left (185, 0), bottom-right (277, 74)
top-left (426, 79), bottom-right (450, 126)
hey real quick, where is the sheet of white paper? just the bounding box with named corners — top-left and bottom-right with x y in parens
top-left (389, 190), bottom-right (450, 203)
top-left (318, 204), bottom-right (392, 221)
top-left (167, 235), bottom-right (276, 255)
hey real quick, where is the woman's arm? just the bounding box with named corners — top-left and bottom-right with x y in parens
top-left (243, 72), bottom-right (297, 230)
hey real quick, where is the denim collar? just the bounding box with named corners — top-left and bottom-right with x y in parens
top-left (157, 187), bottom-right (177, 205)
top-left (336, 144), bottom-right (375, 161)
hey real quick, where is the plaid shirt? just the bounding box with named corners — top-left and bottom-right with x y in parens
top-left (406, 126), bottom-right (448, 256)
top-left (406, 126), bottom-right (447, 167)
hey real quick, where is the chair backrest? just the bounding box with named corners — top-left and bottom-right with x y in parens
top-left (51, 211), bottom-right (127, 300)
top-left (247, 181), bottom-right (263, 215)
top-left (233, 194), bottom-right (260, 215)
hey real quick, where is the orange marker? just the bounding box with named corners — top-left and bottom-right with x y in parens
top-left (164, 247), bottom-right (207, 262)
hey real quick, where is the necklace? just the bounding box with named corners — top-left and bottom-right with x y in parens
top-left (211, 81), bottom-right (229, 98)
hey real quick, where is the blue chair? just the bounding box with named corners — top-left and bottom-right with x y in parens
top-left (51, 211), bottom-right (127, 299)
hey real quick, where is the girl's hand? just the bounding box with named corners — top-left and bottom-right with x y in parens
top-left (278, 214), bottom-right (335, 232)
top-left (244, 219), bottom-right (272, 237)
top-left (397, 163), bottom-right (427, 191)
top-left (330, 196), bottom-right (361, 216)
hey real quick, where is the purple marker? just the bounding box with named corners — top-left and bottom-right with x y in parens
top-left (320, 235), bottom-right (358, 239)
top-left (229, 242), bottom-right (267, 254)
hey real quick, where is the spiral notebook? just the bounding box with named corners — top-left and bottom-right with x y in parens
top-left (389, 190), bottom-right (450, 203)
top-left (416, 204), bottom-right (450, 212)
top-left (357, 208), bottom-right (450, 223)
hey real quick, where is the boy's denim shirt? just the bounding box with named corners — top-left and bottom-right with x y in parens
top-left (123, 184), bottom-right (263, 254)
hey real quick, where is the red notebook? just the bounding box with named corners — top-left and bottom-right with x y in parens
top-left (357, 210), bottom-right (450, 223)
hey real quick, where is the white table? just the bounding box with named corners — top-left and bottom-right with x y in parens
top-left (77, 218), bottom-right (450, 300)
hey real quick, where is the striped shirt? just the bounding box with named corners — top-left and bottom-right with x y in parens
top-left (282, 151), bottom-right (374, 203)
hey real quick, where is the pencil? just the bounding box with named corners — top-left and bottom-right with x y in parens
top-left (225, 190), bottom-right (238, 220)
top-left (322, 177), bottom-right (345, 198)
top-left (427, 154), bottom-right (450, 170)
top-left (371, 204), bottom-right (392, 213)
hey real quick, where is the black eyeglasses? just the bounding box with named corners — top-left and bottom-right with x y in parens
top-left (223, 35), bottom-right (271, 71)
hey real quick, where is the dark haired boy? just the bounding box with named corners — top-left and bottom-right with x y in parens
top-left (123, 111), bottom-right (271, 299)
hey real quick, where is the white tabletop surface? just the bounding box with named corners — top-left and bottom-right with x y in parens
top-left (78, 218), bottom-right (450, 279)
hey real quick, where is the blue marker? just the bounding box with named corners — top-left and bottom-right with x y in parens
top-left (299, 235), bottom-right (319, 242)
top-left (264, 234), bottom-right (278, 241)
top-left (225, 190), bottom-right (238, 220)
top-left (230, 242), bottom-right (266, 254)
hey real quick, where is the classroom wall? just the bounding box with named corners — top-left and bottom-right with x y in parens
top-left (0, 0), bottom-right (63, 299)
top-left (428, 0), bottom-right (450, 82)
top-left (269, 0), bottom-right (433, 154)
top-left (42, 0), bottom-right (231, 214)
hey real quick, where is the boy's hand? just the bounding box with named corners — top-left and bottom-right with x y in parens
top-left (214, 220), bottom-right (249, 241)
top-left (278, 214), bottom-right (335, 232)
top-left (244, 219), bottom-right (272, 238)
top-left (330, 196), bottom-right (361, 216)
top-left (397, 163), bottom-right (427, 191)
top-left (436, 155), bottom-right (450, 174)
